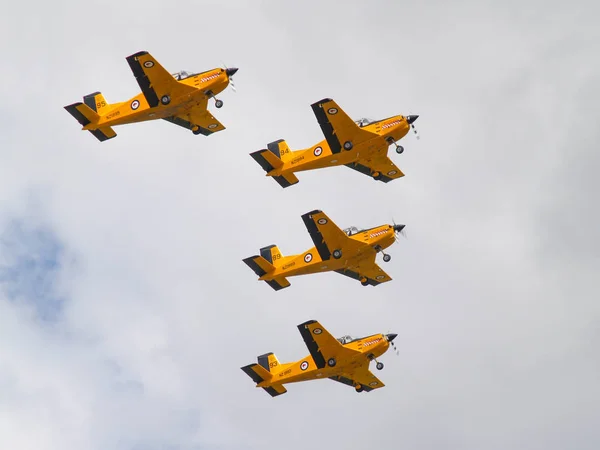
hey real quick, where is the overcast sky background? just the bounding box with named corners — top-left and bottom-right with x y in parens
top-left (1, 1), bottom-right (599, 449)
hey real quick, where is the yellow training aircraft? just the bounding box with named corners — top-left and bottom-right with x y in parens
top-left (241, 319), bottom-right (398, 396)
top-left (243, 209), bottom-right (405, 290)
top-left (64, 51), bottom-right (238, 141)
top-left (250, 98), bottom-right (418, 187)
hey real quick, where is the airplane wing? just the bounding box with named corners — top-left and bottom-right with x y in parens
top-left (126, 51), bottom-right (195, 108)
top-left (163, 105), bottom-right (226, 136)
top-left (335, 254), bottom-right (392, 286)
top-left (301, 209), bottom-right (363, 261)
top-left (311, 98), bottom-right (378, 154)
top-left (329, 366), bottom-right (385, 392)
top-left (297, 320), bottom-right (355, 369)
top-left (345, 156), bottom-right (405, 183)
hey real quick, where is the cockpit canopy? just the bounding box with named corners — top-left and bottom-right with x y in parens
top-left (171, 70), bottom-right (197, 81)
top-left (337, 335), bottom-right (355, 344)
top-left (355, 117), bottom-right (378, 128)
top-left (343, 226), bottom-right (361, 236)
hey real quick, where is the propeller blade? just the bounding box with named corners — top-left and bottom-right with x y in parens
top-left (411, 124), bottom-right (420, 140)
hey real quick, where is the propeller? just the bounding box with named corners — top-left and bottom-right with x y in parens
top-left (223, 63), bottom-right (238, 92)
top-left (406, 115), bottom-right (420, 140)
top-left (392, 218), bottom-right (407, 242)
top-left (386, 331), bottom-right (400, 356)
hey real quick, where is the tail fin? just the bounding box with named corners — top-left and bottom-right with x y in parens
top-left (83, 91), bottom-right (111, 115)
top-left (64, 101), bottom-right (117, 142)
top-left (257, 352), bottom-right (282, 372)
top-left (268, 139), bottom-right (294, 163)
top-left (260, 245), bottom-right (283, 266)
top-left (242, 251), bottom-right (290, 291)
top-left (241, 355), bottom-right (288, 397)
top-left (250, 139), bottom-right (299, 188)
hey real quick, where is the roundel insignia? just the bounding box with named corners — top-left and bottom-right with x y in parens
top-left (369, 381), bottom-right (378, 386)
top-left (376, 275), bottom-right (385, 280)
top-left (327, 107), bottom-right (338, 115)
top-left (300, 361), bottom-right (309, 371)
top-left (313, 146), bottom-right (323, 157)
top-left (317, 218), bottom-right (328, 225)
top-left (131, 100), bottom-right (140, 110)
top-left (208, 124), bottom-right (218, 129)
top-left (313, 328), bottom-right (323, 335)
top-left (388, 170), bottom-right (397, 176)
top-left (304, 253), bottom-right (313, 263)
top-left (143, 61), bottom-right (155, 68)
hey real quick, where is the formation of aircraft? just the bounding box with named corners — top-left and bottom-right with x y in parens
top-left (64, 51), bottom-right (238, 141)
top-left (241, 320), bottom-right (398, 396)
top-left (250, 98), bottom-right (418, 187)
top-left (243, 209), bottom-right (405, 290)
top-left (64, 50), bottom-right (419, 396)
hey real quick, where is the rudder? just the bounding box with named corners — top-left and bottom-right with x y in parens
top-left (260, 245), bottom-right (283, 266)
top-left (257, 352), bottom-right (282, 372)
top-left (83, 91), bottom-right (110, 115)
top-left (268, 139), bottom-right (293, 162)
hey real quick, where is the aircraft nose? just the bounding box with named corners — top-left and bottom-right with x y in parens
top-left (393, 224), bottom-right (405, 233)
top-left (406, 115), bottom-right (419, 124)
top-left (386, 333), bottom-right (398, 342)
top-left (225, 67), bottom-right (239, 77)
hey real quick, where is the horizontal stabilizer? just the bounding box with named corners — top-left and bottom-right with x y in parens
top-left (262, 384), bottom-right (287, 397)
top-left (272, 172), bottom-right (299, 188)
top-left (64, 102), bottom-right (100, 127)
top-left (249, 150), bottom-right (299, 188)
top-left (243, 254), bottom-right (275, 277)
top-left (241, 363), bottom-right (272, 384)
top-left (265, 277), bottom-right (290, 291)
top-left (250, 149), bottom-right (283, 172)
top-left (89, 126), bottom-right (117, 142)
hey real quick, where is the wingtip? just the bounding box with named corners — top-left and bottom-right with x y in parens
top-left (126, 50), bottom-right (148, 60)
top-left (298, 319), bottom-right (317, 328)
top-left (301, 209), bottom-right (322, 218)
top-left (315, 97), bottom-right (333, 104)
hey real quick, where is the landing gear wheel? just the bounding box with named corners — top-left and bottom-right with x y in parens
top-left (360, 277), bottom-right (369, 286)
top-left (376, 362), bottom-right (384, 370)
top-left (355, 385), bottom-right (364, 393)
top-left (327, 358), bottom-right (336, 367)
top-left (383, 254), bottom-right (391, 262)
top-left (161, 95), bottom-right (171, 105)
top-left (215, 99), bottom-right (224, 108)
top-left (192, 126), bottom-right (202, 135)
top-left (343, 141), bottom-right (353, 150)
top-left (372, 171), bottom-right (382, 180)
top-left (396, 145), bottom-right (404, 154)
top-left (332, 249), bottom-right (342, 259)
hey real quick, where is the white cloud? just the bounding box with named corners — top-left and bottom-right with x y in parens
top-left (1, 0), bottom-right (599, 449)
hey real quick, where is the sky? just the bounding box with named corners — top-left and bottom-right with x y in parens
top-left (1, 0), bottom-right (599, 449)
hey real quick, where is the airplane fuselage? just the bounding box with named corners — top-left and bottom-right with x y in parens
top-left (260, 224), bottom-right (396, 281)
top-left (275, 115), bottom-right (411, 175)
top-left (84, 69), bottom-right (230, 130)
top-left (259, 334), bottom-right (390, 387)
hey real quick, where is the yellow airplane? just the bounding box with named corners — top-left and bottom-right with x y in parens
top-left (250, 98), bottom-right (418, 187)
top-left (64, 51), bottom-right (238, 141)
top-left (243, 209), bottom-right (405, 290)
top-left (241, 319), bottom-right (398, 396)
